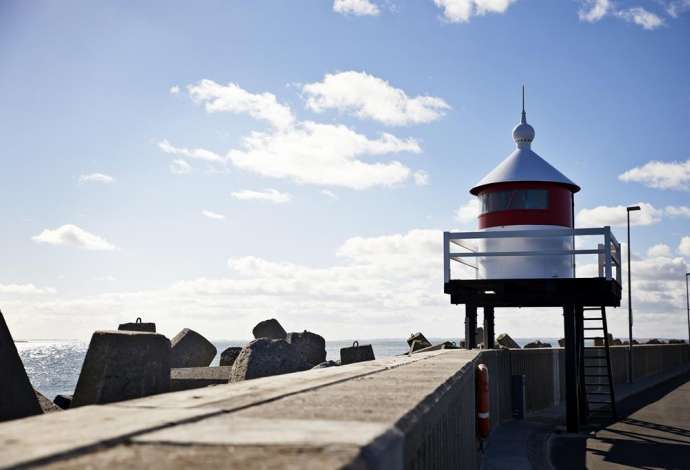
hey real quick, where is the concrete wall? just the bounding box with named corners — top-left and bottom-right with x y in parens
top-left (400, 349), bottom-right (513, 469)
top-left (509, 344), bottom-right (690, 414)
top-left (0, 345), bottom-right (686, 470)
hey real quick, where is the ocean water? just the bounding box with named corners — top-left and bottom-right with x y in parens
top-left (17, 337), bottom-right (553, 400)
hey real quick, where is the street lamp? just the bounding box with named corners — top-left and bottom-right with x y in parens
top-left (685, 273), bottom-right (689, 344)
top-left (626, 205), bottom-right (640, 384)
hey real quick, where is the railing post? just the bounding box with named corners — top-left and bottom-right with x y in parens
top-left (604, 227), bottom-right (612, 281)
top-left (443, 232), bottom-right (450, 284)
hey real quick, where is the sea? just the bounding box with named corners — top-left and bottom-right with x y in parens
top-left (16, 337), bottom-right (557, 400)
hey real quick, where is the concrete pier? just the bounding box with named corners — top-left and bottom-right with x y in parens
top-left (0, 344), bottom-right (687, 469)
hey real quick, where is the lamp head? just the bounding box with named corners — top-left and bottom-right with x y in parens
top-left (627, 205), bottom-right (641, 212)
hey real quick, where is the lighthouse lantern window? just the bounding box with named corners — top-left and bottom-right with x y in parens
top-left (480, 189), bottom-right (548, 214)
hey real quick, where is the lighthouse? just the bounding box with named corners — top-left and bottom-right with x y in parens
top-left (470, 91), bottom-right (580, 279)
top-left (443, 91), bottom-right (623, 434)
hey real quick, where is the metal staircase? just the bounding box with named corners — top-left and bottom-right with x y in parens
top-left (581, 306), bottom-right (617, 421)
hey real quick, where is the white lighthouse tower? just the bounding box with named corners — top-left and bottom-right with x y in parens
top-left (470, 90), bottom-right (580, 279)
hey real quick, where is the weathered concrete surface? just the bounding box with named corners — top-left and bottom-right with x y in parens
top-left (0, 350), bottom-right (462, 469)
top-left (252, 318), bottom-right (287, 340)
top-left (219, 346), bottom-right (242, 366)
top-left (118, 318), bottom-right (156, 333)
top-left (230, 338), bottom-right (311, 382)
top-left (407, 332), bottom-right (431, 351)
top-left (0, 311), bottom-right (42, 422)
top-left (71, 331), bottom-right (171, 407)
top-left (550, 371), bottom-right (690, 470)
top-left (496, 333), bottom-right (520, 349)
top-left (286, 331), bottom-right (326, 367)
top-left (170, 366), bottom-right (232, 391)
top-left (53, 394), bottom-right (72, 410)
top-left (35, 389), bottom-right (62, 414)
top-left (0, 405), bottom-right (219, 468)
top-left (170, 328), bottom-right (216, 368)
top-left (340, 342), bottom-right (375, 365)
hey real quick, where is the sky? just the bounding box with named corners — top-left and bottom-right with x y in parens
top-left (1, 0), bottom-right (689, 342)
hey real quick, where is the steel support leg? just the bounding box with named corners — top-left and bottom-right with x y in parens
top-left (576, 305), bottom-right (588, 425)
top-left (564, 304), bottom-right (579, 432)
top-left (465, 304), bottom-right (477, 350)
top-left (484, 306), bottom-right (495, 349)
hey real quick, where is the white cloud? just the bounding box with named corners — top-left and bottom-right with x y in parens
top-left (333, 0), bottom-right (380, 16)
top-left (665, 206), bottom-right (690, 218)
top-left (647, 243), bottom-right (672, 258)
top-left (578, 1), bottom-right (665, 30)
top-left (576, 202), bottom-right (662, 227)
top-left (79, 173), bottom-right (114, 184)
top-left (231, 188), bottom-right (292, 204)
top-left (578, 0), bottom-right (610, 22)
top-left (619, 158), bottom-right (690, 190)
top-left (666, 0), bottom-right (690, 17)
top-left (302, 71), bottom-right (450, 126)
top-left (158, 139), bottom-right (224, 163)
top-left (321, 189), bottom-right (339, 200)
top-left (433, 0), bottom-right (516, 23)
top-left (679, 236), bottom-right (690, 257)
top-left (202, 210), bottom-right (226, 220)
top-left (32, 224), bottom-right (117, 251)
top-left (0, 283), bottom-right (56, 295)
top-left (227, 121), bottom-right (420, 189)
top-left (455, 198), bottom-right (480, 225)
top-left (6, 229), bottom-right (690, 341)
top-left (169, 85), bottom-right (180, 95)
top-left (170, 159), bottom-right (192, 175)
top-left (188, 79), bottom-right (294, 129)
top-left (414, 170), bottom-right (430, 186)
top-left (616, 7), bottom-right (664, 30)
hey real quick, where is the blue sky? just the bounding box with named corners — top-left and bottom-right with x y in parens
top-left (1, 0), bottom-right (689, 341)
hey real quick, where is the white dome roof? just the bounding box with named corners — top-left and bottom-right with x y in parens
top-left (470, 105), bottom-right (579, 194)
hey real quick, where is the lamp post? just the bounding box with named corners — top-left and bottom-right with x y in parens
top-left (685, 273), bottom-right (689, 344)
top-left (626, 205), bottom-right (640, 384)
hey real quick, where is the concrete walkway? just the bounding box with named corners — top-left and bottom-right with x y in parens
top-left (551, 370), bottom-right (690, 470)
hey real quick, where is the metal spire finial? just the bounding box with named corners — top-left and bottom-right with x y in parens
top-left (521, 85), bottom-right (526, 124)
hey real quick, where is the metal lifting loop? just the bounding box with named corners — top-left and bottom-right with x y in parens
top-left (352, 340), bottom-right (359, 348)
top-left (136, 317), bottom-right (142, 323)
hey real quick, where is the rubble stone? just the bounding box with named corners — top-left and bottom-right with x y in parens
top-left (118, 317), bottom-right (155, 333)
top-left (170, 328), bottom-right (217, 368)
top-left (219, 346), bottom-right (242, 367)
top-left (230, 338), bottom-right (311, 382)
top-left (496, 333), bottom-right (520, 349)
top-left (524, 340), bottom-right (552, 349)
top-left (252, 318), bottom-right (287, 340)
top-left (72, 330), bottom-right (171, 407)
top-left (286, 331), bottom-right (326, 367)
top-left (0, 311), bottom-right (42, 422)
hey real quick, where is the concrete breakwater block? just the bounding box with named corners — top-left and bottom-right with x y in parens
top-left (286, 331), bottom-right (326, 367)
top-left (340, 341), bottom-right (375, 365)
top-left (407, 332), bottom-right (431, 351)
top-left (53, 394), bottom-right (72, 410)
top-left (312, 360), bottom-right (339, 369)
top-left (34, 389), bottom-right (61, 413)
top-left (118, 317), bottom-right (156, 333)
top-left (170, 328), bottom-right (217, 368)
top-left (496, 333), bottom-right (520, 349)
top-left (171, 366), bottom-right (232, 391)
top-left (524, 340), bottom-right (552, 349)
top-left (231, 338), bottom-right (311, 382)
top-left (252, 318), bottom-right (287, 340)
top-left (219, 346), bottom-right (242, 366)
top-left (0, 311), bottom-right (42, 422)
top-left (71, 330), bottom-right (171, 407)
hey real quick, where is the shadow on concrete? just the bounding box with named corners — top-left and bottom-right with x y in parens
top-left (550, 370), bottom-right (690, 470)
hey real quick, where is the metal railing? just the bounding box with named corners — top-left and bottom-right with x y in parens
top-left (443, 227), bottom-right (621, 284)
